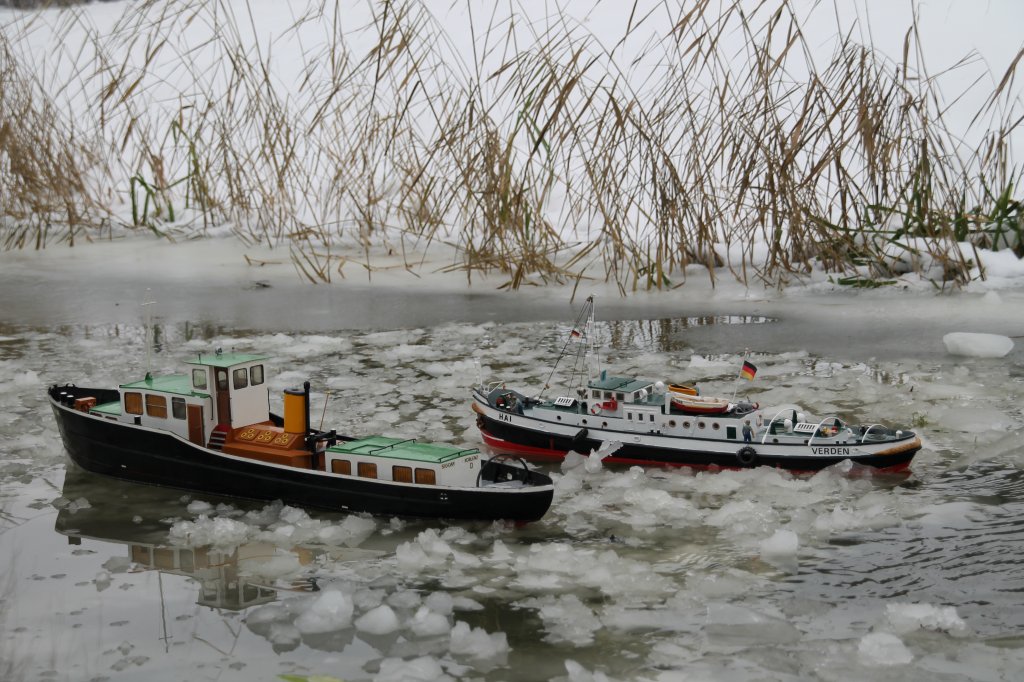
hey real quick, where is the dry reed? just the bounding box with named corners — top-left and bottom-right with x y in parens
top-left (0, 0), bottom-right (1020, 291)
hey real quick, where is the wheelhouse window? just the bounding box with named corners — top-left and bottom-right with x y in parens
top-left (124, 392), bottom-right (143, 415)
top-left (171, 397), bottom-right (186, 420)
top-left (192, 369), bottom-right (208, 390)
top-left (145, 394), bottom-right (168, 418)
top-left (357, 462), bottom-right (378, 479)
top-left (250, 364), bottom-right (265, 386)
top-left (233, 368), bottom-right (248, 390)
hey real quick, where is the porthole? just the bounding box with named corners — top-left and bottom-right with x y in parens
top-left (773, 438), bottom-right (779, 443)
top-left (669, 420), bottom-right (676, 428)
top-left (697, 421), bottom-right (706, 429)
top-left (712, 423), bottom-right (720, 430)
top-left (682, 421), bottom-right (691, 429)
top-left (602, 421), bottom-right (608, 428)
top-left (582, 419), bottom-right (588, 425)
top-left (556, 416), bottom-right (562, 421)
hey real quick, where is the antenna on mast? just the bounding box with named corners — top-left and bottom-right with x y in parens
top-left (140, 289), bottom-right (156, 378)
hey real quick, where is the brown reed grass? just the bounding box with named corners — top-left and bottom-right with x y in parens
top-left (0, 0), bottom-right (1020, 291)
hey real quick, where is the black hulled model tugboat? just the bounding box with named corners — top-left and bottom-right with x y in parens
top-left (50, 350), bottom-right (553, 521)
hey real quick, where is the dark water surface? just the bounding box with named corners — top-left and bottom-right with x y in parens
top-left (1, 282), bottom-right (1023, 681)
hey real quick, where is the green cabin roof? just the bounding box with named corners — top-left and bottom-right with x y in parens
top-left (588, 375), bottom-right (652, 392)
top-left (327, 436), bottom-right (478, 464)
top-left (184, 352), bottom-right (270, 369)
top-left (120, 373), bottom-right (209, 398)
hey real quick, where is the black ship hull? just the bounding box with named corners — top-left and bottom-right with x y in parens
top-left (50, 387), bottom-right (553, 522)
top-left (476, 412), bottom-right (919, 473)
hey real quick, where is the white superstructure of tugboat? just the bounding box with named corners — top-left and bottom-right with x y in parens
top-left (472, 297), bottom-right (922, 473)
top-left (50, 350), bottom-right (553, 521)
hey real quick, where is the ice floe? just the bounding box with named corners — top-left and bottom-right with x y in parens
top-left (942, 332), bottom-right (1015, 358)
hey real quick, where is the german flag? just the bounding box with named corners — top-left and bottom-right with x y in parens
top-left (740, 360), bottom-right (757, 381)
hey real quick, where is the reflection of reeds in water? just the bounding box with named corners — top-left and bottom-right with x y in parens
top-left (0, 1), bottom-right (1021, 290)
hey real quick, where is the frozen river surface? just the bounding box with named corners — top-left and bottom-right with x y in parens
top-left (2, 278), bottom-right (1024, 681)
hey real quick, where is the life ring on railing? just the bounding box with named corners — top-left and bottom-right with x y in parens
top-left (590, 403), bottom-right (602, 414)
top-left (591, 399), bottom-right (618, 414)
top-left (736, 446), bottom-right (758, 467)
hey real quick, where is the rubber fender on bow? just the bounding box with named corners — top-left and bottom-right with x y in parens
top-left (736, 446), bottom-right (758, 467)
top-left (571, 428), bottom-right (589, 451)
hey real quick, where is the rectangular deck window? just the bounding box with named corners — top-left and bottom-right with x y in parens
top-left (124, 392), bottom-right (143, 415)
top-left (415, 468), bottom-right (436, 485)
top-left (145, 394), bottom-right (168, 418)
top-left (130, 545), bottom-right (152, 564)
top-left (171, 397), bottom-right (186, 420)
top-left (233, 368), bottom-right (248, 390)
top-left (392, 466), bottom-right (413, 483)
top-left (331, 459), bottom-right (351, 475)
top-left (192, 368), bottom-right (208, 390)
top-left (357, 462), bottom-right (378, 479)
top-left (250, 364), bottom-right (265, 385)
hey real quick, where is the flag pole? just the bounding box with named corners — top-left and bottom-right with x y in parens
top-left (729, 349), bottom-right (749, 404)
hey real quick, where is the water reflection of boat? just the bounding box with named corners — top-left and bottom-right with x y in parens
top-left (472, 296), bottom-right (922, 472)
top-left (49, 349), bottom-right (553, 521)
top-left (55, 471), bottom-right (322, 611)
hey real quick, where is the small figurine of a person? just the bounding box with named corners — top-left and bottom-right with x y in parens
top-left (742, 422), bottom-right (753, 443)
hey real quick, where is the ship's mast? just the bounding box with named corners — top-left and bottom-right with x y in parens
top-left (540, 295), bottom-right (597, 399)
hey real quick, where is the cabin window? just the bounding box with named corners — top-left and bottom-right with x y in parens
top-left (124, 392), bottom-right (143, 415)
top-left (331, 459), bottom-right (351, 475)
top-left (727, 426), bottom-right (737, 440)
top-left (171, 397), bottom-right (186, 420)
top-left (616, 392), bottom-right (624, 401)
top-left (627, 413), bottom-right (633, 421)
top-left (192, 369), bottom-right (208, 390)
top-left (357, 462), bottom-right (378, 479)
top-left (591, 390), bottom-right (600, 399)
top-left (216, 370), bottom-right (228, 390)
top-left (233, 368), bottom-right (248, 390)
top-left (393, 466), bottom-right (413, 483)
top-left (250, 364), bottom-right (265, 386)
top-left (649, 414), bottom-right (655, 422)
top-left (131, 545), bottom-right (152, 564)
top-left (153, 548), bottom-right (175, 570)
top-left (145, 394), bottom-right (167, 418)
top-left (415, 468), bottom-right (436, 485)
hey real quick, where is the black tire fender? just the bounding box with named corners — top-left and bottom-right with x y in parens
top-left (571, 428), bottom-right (589, 451)
top-left (736, 446), bottom-right (758, 467)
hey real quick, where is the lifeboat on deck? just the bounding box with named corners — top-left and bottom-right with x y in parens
top-left (670, 393), bottom-right (731, 414)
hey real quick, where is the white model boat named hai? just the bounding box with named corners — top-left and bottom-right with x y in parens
top-left (472, 297), bottom-right (922, 473)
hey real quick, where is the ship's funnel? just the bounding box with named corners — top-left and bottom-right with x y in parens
top-left (283, 387), bottom-right (307, 434)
